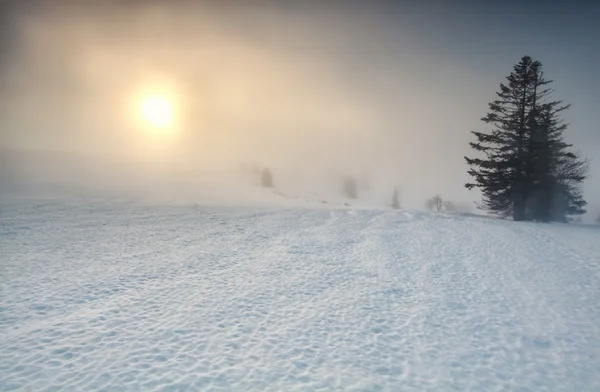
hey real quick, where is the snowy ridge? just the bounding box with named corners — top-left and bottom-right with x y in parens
top-left (1, 196), bottom-right (600, 391)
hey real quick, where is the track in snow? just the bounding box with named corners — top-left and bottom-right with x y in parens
top-left (1, 197), bottom-right (600, 391)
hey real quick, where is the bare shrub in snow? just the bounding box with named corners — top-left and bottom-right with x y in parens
top-left (426, 195), bottom-right (456, 212)
top-left (426, 195), bottom-right (444, 212)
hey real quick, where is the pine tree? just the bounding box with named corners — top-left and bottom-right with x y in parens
top-left (465, 56), bottom-right (537, 220)
top-left (465, 56), bottom-right (588, 221)
top-left (523, 69), bottom-right (588, 221)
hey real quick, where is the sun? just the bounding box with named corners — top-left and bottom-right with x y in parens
top-left (140, 95), bottom-right (175, 129)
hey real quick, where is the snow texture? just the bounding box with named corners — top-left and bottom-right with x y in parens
top-left (2, 196), bottom-right (600, 391)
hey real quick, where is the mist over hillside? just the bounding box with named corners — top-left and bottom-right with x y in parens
top-left (1, 1), bottom-right (598, 219)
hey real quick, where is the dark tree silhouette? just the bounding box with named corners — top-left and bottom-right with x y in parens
top-left (465, 56), bottom-right (588, 222)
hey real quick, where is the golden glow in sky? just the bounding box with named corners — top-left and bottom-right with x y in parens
top-left (140, 94), bottom-right (175, 130)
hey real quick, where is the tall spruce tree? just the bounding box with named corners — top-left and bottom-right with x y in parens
top-left (465, 56), bottom-right (588, 221)
top-left (465, 56), bottom-right (537, 220)
top-left (525, 99), bottom-right (588, 221)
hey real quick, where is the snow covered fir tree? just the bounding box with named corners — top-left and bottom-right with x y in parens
top-left (465, 56), bottom-right (589, 222)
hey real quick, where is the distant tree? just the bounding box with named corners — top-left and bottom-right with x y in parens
top-left (391, 187), bottom-right (400, 209)
top-left (596, 214), bottom-right (600, 224)
top-left (426, 195), bottom-right (444, 212)
top-left (465, 55), bottom-right (588, 222)
top-left (426, 195), bottom-right (456, 212)
top-left (343, 176), bottom-right (358, 199)
top-left (261, 168), bottom-right (273, 188)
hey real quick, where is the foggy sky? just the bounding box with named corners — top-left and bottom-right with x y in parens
top-left (1, 1), bottom-right (599, 217)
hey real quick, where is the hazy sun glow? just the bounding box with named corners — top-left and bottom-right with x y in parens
top-left (140, 95), bottom-right (175, 129)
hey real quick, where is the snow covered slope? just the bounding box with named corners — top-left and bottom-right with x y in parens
top-left (2, 195), bottom-right (600, 391)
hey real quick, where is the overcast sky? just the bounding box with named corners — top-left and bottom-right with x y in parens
top-left (1, 0), bottom-right (598, 216)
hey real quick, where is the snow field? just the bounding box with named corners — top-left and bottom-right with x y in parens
top-left (1, 197), bottom-right (600, 391)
